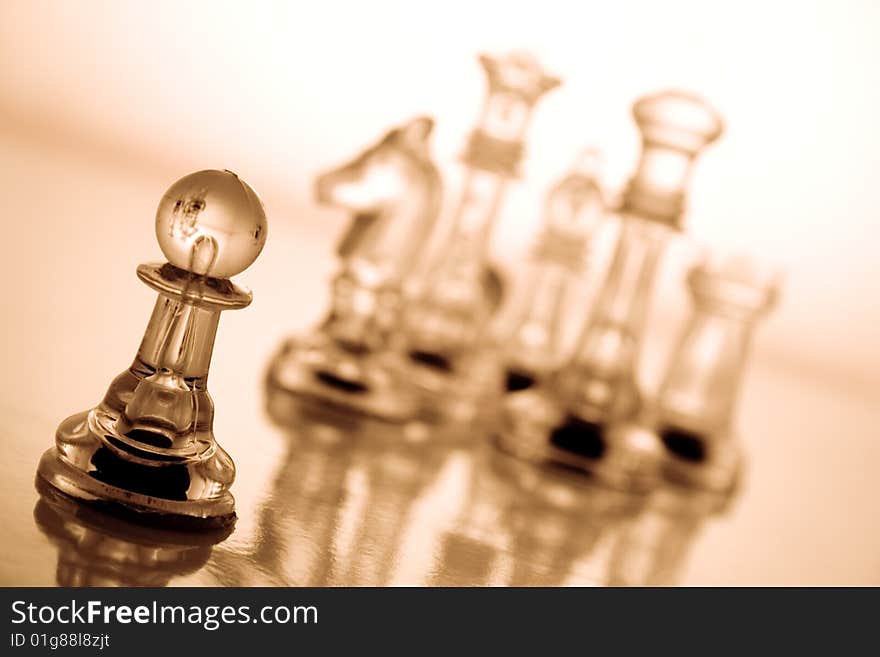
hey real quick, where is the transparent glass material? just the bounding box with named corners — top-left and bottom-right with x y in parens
top-left (37, 170), bottom-right (267, 528)
top-left (155, 169), bottom-right (267, 278)
top-left (502, 150), bottom-right (606, 392)
top-left (496, 91), bottom-right (724, 491)
top-left (656, 255), bottom-right (780, 493)
top-left (266, 117), bottom-right (443, 422)
top-left (401, 52), bottom-right (560, 412)
top-left (34, 478), bottom-right (229, 586)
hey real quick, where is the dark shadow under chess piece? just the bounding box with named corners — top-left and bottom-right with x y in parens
top-left (37, 170), bottom-right (267, 529)
top-left (267, 117), bottom-right (442, 423)
top-left (34, 477), bottom-right (230, 586)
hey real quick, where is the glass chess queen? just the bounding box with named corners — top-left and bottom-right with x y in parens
top-left (497, 91), bottom-right (725, 492)
top-left (266, 117), bottom-right (442, 423)
top-left (37, 170), bottom-right (268, 528)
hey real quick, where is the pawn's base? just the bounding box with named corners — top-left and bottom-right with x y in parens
top-left (267, 332), bottom-right (418, 423)
top-left (38, 410), bottom-right (237, 530)
top-left (37, 450), bottom-right (236, 530)
top-left (496, 388), bottom-right (663, 494)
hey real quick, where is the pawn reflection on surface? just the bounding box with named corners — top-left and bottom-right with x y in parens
top-left (34, 480), bottom-right (229, 587)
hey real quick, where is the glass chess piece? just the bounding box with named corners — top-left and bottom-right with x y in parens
top-left (37, 169), bottom-right (268, 529)
top-left (497, 91), bottom-right (725, 492)
top-left (501, 149), bottom-right (606, 393)
top-left (211, 397), bottom-right (369, 585)
top-left (401, 51), bottom-right (560, 422)
top-left (266, 117), bottom-right (442, 423)
top-left (34, 477), bottom-right (229, 586)
top-left (652, 254), bottom-right (780, 496)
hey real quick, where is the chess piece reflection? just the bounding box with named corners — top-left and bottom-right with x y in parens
top-left (501, 149), bottom-right (606, 393)
top-left (491, 450), bottom-right (642, 585)
top-left (402, 52), bottom-right (560, 422)
top-left (209, 395), bottom-right (362, 585)
top-left (431, 445), bottom-right (642, 586)
top-left (654, 255), bottom-right (779, 495)
top-left (498, 92), bottom-right (724, 492)
top-left (267, 117), bottom-right (442, 422)
top-left (606, 486), bottom-right (718, 586)
top-left (34, 479), bottom-right (229, 586)
top-left (211, 392), bottom-right (452, 586)
top-left (37, 170), bottom-right (267, 528)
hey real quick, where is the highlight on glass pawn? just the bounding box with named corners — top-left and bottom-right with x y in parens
top-left (36, 169), bottom-right (268, 529)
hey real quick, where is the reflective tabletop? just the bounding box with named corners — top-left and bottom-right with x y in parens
top-left (1, 126), bottom-right (879, 587)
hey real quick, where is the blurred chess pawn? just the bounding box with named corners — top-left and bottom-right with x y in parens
top-left (652, 254), bottom-right (780, 496)
top-left (34, 479), bottom-right (229, 587)
top-left (267, 117), bottom-right (442, 423)
top-left (500, 149), bottom-right (606, 393)
top-left (37, 170), bottom-right (267, 528)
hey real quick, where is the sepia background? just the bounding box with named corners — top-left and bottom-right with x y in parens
top-left (0, 0), bottom-right (878, 585)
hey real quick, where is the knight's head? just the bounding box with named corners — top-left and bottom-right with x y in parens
top-left (314, 116), bottom-right (436, 213)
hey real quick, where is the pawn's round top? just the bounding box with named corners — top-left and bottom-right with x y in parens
top-left (155, 170), bottom-right (267, 279)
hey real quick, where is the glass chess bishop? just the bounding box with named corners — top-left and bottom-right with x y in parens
top-left (37, 170), bottom-right (267, 528)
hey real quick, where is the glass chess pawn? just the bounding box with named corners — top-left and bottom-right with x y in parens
top-left (497, 91), bottom-right (725, 492)
top-left (37, 169), bottom-right (268, 528)
top-left (266, 117), bottom-right (442, 423)
top-left (501, 149), bottom-right (606, 393)
top-left (401, 51), bottom-right (560, 422)
top-left (652, 254), bottom-right (780, 496)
